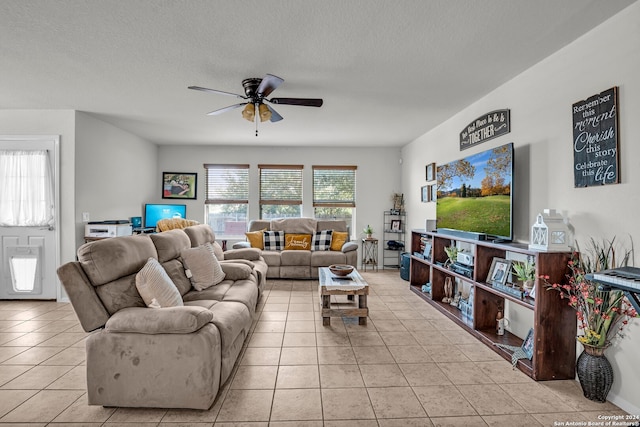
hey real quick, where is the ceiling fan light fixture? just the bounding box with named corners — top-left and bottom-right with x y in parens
top-left (242, 103), bottom-right (255, 122)
top-left (258, 103), bottom-right (272, 122)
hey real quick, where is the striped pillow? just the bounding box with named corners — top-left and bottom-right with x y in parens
top-left (312, 230), bottom-right (333, 251)
top-left (135, 258), bottom-right (183, 308)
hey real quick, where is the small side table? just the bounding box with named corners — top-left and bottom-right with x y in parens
top-left (361, 238), bottom-right (378, 272)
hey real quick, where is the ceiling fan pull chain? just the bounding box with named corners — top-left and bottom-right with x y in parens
top-left (255, 110), bottom-right (259, 137)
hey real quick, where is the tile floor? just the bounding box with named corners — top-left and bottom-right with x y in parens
top-left (0, 270), bottom-right (630, 426)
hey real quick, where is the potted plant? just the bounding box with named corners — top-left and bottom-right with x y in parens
top-left (512, 259), bottom-right (536, 292)
top-left (541, 237), bottom-right (637, 402)
top-left (444, 245), bottom-right (458, 267)
top-left (363, 224), bottom-right (374, 239)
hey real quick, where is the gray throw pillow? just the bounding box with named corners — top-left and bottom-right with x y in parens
top-left (182, 245), bottom-right (226, 291)
top-left (135, 258), bottom-right (183, 308)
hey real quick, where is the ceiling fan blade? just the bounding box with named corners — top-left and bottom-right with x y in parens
top-left (206, 103), bottom-right (247, 116)
top-left (269, 97), bottom-right (323, 107)
top-left (266, 105), bottom-right (283, 122)
top-left (188, 86), bottom-right (246, 99)
top-left (257, 74), bottom-right (284, 98)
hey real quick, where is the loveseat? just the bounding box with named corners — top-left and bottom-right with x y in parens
top-left (57, 224), bottom-right (267, 409)
top-left (234, 218), bottom-right (358, 279)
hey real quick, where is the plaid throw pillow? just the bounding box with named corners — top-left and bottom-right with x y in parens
top-left (263, 230), bottom-right (284, 251)
top-left (312, 230), bottom-right (333, 251)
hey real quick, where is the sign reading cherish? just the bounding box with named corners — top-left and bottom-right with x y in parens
top-left (572, 87), bottom-right (620, 188)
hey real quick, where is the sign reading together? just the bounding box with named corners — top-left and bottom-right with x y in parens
top-left (459, 109), bottom-right (510, 150)
top-left (572, 87), bottom-right (620, 187)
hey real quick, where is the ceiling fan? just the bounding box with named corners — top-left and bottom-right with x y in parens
top-left (188, 74), bottom-right (323, 136)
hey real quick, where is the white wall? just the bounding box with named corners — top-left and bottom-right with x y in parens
top-left (0, 110), bottom-right (76, 267)
top-left (158, 145), bottom-right (402, 263)
top-left (401, 2), bottom-right (640, 413)
top-left (75, 112), bottom-right (158, 248)
top-left (0, 110), bottom-right (158, 298)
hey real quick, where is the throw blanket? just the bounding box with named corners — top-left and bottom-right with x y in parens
top-left (156, 218), bottom-right (199, 232)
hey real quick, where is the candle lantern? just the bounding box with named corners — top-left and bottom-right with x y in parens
top-left (528, 209), bottom-right (571, 252)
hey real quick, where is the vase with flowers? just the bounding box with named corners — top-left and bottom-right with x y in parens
top-left (541, 237), bottom-right (637, 402)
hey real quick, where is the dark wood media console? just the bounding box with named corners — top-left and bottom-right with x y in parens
top-left (409, 230), bottom-right (576, 380)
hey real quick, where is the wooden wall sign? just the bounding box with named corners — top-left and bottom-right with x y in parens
top-left (572, 87), bottom-right (619, 187)
top-left (459, 109), bottom-right (510, 150)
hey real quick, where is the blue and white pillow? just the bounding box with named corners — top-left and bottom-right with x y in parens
top-left (312, 230), bottom-right (333, 251)
top-left (263, 230), bottom-right (284, 251)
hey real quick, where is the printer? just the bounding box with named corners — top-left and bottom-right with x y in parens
top-left (85, 221), bottom-right (133, 238)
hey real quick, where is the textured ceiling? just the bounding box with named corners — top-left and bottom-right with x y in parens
top-left (0, 0), bottom-right (635, 147)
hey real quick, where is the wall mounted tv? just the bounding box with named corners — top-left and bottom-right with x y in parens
top-left (436, 142), bottom-right (514, 241)
top-left (144, 203), bottom-right (187, 228)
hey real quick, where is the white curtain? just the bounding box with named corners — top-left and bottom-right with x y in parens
top-left (0, 150), bottom-right (54, 227)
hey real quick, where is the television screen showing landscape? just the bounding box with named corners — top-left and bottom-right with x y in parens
top-left (436, 143), bottom-right (513, 239)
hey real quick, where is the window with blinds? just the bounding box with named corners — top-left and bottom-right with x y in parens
top-left (313, 165), bottom-right (356, 231)
top-left (313, 166), bottom-right (356, 207)
top-left (204, 164), bottom-right (249, 238)
top-left (259, 164), bottom-right (303, 219)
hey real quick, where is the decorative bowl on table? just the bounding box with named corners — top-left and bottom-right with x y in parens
top-left (329, 264), bottom-right (354, 277)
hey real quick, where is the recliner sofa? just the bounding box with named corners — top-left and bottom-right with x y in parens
top-left (57, 224), bottom-right (267, 409)
top-left (235, 218), bottom-right (358, 279)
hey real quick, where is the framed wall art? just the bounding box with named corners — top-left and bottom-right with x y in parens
top-left (162, 172), bottom-right (197, 199)
top-left (421, 185), bottom-right (435, 203)
top-left (426, 162), bottom-right (436, 181)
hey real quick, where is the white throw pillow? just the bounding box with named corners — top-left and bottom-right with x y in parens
top-left (182, 245), bottom-right (226, 291)
top-left (135, 258), bottom-right (183, 308)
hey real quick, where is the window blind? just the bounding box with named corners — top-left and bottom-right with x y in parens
top-left (204, 164), bottom-right (249, 204)
top-left (313, 165), bottom-right (357, 207)
top-left (259, 164), bottom-right (303, 205)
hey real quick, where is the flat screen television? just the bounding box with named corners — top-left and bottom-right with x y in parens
top-left (436, 142), bottom-right (514, 241)
top-left (144, 203), bottom-right (187, 228)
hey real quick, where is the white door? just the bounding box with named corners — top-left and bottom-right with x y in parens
top-left (0, 136), bottom-right (59, 300)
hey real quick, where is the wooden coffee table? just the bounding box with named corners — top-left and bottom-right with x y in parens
top-left (318, 267), bottom-right (369, 325)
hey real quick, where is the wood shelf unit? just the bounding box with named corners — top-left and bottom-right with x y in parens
top-left (409, 230), bottom-right (576, 380)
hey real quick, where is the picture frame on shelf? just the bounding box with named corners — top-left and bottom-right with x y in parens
top-left (162, 172), bottom-right (197, 199)
top-left (487, 257), bottom-right (511, 286)
top-left (426, 162), bottom-right (436, 181)
top-left (522, 328), bottom-right (534, 360)
top-left (390, 219), bottom-right (402, 232)
top-left (392, 193), bottom-right (404, 211)
top-left (423, 241), bottom-right (432, 260)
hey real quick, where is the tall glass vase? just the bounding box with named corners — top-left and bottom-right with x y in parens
top-left (576, 343), bottom-right (614, 403)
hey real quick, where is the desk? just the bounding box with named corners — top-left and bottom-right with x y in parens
top-left (361, 238), bottom-right (378, 272)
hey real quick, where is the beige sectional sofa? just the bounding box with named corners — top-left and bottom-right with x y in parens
top-left (235, 218), bottom-right (358, 279)
top-left (57, 224), bottom-right (267, 409)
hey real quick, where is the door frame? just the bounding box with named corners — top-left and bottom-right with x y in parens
top-left (0, 135), bottom-right (62, 301)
